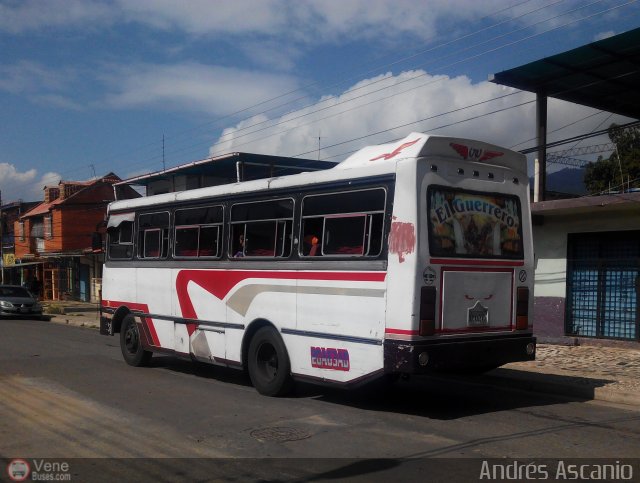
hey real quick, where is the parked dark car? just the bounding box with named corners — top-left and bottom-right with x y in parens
top-left (0, 285), bottom-right (44, 319)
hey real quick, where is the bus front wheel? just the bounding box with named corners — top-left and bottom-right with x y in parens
top-left (247, 327), bottom-right (293, 397)
top-left (120, 314), bottom-right (152, 367)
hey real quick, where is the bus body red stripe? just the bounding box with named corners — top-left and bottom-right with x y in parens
top-left (175, 270), bottom-right (386, 320)
top-left (385, 328), bottom-right (419, 335)
top-left (101, 300), bottom-right (160, 346)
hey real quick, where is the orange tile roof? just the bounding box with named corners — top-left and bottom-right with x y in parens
top-left (20, 201), bottom-right (54, 218)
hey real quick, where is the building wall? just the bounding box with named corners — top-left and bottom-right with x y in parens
top-left (533, 210), bottom-right (640, 341)
top-left (14, 218), bottom-right (32, 259)
top-left (54, 208), bottom-right (104, 252)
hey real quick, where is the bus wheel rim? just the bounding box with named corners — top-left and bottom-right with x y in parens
top-left (256, 342), bottom-right (278, 381)
top-left (125, 323), bottom-right (139, 354)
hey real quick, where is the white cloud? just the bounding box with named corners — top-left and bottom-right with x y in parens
top-left (0, 59), bottom-right (302, 115)
top-left (594, 30), bottom-right (615, 41)
top-left (115, 0), bottom-right (286, 36)
top-left (32, 94), bottom-right (84, 110)
top-left (210, 70), bottom-right (532, 159)
top-left (238, 41), bottom-right (302, 72)
top-left (0, 164), bottom-right (61, 202)
top-left (0, 0), bottom-right (113, 35)
top-left (0, 61), bottom-right (81, 109)
top-left (0, 0), bottom-right (578, 44)
top-left (209, 70), bottom-right (619, 171)
top-left (0, 61), bottom-right (71, 95)
top-left (100, 62), bottom-right (301, 115)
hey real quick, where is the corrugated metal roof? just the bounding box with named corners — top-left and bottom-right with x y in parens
top-left (115, 152), bottom-right (336, 188)
top-left (490, 28), bottom-right (640, 119)
top-left (532, 191), bottom-right (640, 216)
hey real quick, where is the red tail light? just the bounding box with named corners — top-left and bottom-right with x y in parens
top-left (419, 286), bottom-right (436, 336)
top-left (516, 286), bottom-right (529, 330)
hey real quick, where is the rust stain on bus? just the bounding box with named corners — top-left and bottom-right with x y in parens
top-left (389, 219), bottom-right (415, 263)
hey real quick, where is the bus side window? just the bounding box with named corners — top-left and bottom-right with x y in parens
top-left (323, 215), bottom-right (366, 255)
top-left (144, 229), bottom-right (162, 258)
top-left (175, 226), bottom-right (199, 257)
top-left (174, 206), bottom-right (223, 259)
top-left (231, 226), bottom-right (246, 257)
top-left (301, 218), bottom-right (323, 256)
top-left (300, 188), bottom-right (386, 258)
top-left (230, 198), bottom-right (294, 259)
top-left (365, 213), bottom-right (384, 256)
top-left (107, 220), bottom-right (134, 260)
top-left (138, 212), bottom-right (170, 260)
top-left (199, 226), bottom-right (220, 257)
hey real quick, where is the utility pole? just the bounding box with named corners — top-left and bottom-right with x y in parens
top-left (614, 145), bottom-right (625, 192)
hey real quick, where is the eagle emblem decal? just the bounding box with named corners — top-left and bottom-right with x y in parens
top-left (450, 142), bottom-right (503, 162)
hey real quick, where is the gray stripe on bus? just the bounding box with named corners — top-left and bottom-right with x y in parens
top-left (226, 284), bottom-right (385, 316)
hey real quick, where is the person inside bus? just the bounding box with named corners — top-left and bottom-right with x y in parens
top-left (303, 234), bottom-right (320, 256)
top-left (233, 233), bottom-right (245, 257)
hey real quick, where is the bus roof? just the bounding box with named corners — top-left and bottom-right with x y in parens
top-left (109, 133), bottom-right (526, 213)
top-left (336, 132), bottom-right (526, 172)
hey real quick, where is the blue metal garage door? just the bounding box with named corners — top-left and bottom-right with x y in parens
top-left (566, 231), bottom-right (639, 341)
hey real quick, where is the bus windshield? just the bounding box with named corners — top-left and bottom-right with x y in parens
top-left (428, 186), bottom-right (523, 259)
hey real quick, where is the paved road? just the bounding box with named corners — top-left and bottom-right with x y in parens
top-left (1, 319), bottom-right (640, 480)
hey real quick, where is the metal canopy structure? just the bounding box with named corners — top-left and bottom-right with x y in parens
top-left (114, 152), bottom-right (335, 199)
top-left (490, 27), bottom-right (640, 200)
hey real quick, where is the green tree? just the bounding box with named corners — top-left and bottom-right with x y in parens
top-left (584, 123), bottom-right (640, 194)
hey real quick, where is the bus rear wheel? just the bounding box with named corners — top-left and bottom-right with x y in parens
top-left (120, 314), bottom-right (152, 367)
top-left (248, 326), bottom-right (293, 397)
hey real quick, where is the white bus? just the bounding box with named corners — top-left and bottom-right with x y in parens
top-left (100, 133), bottom-right (536, 396)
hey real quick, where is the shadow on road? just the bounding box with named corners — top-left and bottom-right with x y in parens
top-left (294, 374), bottom-right (594, 421)
top-left (149, 355), bottom-right (254, 389)
top-left (147, 355), bottom-right (607, 420)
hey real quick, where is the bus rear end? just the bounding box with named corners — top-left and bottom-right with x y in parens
top-left (384, 135), bottom-right (535, 374)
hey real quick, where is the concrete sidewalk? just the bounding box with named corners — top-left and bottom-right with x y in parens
top-left (488, 345), bottom-right (640, 407)
top-left (41, 300), bottom-right (640, 408)
top-left (43, 300), bottom-right (101, 329)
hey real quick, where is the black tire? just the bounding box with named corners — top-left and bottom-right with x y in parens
top-left (247, 326), bottom-right (293, 396)
top-left (120, 314), bottom-right (152, 367)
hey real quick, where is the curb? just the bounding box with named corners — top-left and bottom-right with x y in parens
top-left (477, 369), bottom-right (640, 407)
top-left (47, 314), bottom-right (99, 329)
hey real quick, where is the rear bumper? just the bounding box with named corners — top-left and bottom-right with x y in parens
top-left (384, 334), bottom-right (536, 373)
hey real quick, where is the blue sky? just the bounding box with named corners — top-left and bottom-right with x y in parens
top-left (1, 0), bottom-right (638, 202)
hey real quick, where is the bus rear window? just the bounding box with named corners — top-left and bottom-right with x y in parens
top-left (428, 187), bottom-right (523, 259)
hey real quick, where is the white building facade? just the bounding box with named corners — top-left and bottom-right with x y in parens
top-left (532, 192), bottom-right (640, 344)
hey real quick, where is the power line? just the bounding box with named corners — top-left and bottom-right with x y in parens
top-left (172, 0), bottom-right (606, 163)
top-left (205, 0), bottom-right (637, 163)
top-left (292, 98), bottom-right (538, 159)
top-left (519, 120), bottom-right (640, 154)
top-left (7, 0), bottom-right (637, 197)
top-left (137, 0), bottom-right (556, 157)
top-left (53, 0), bottom-right (602, 177)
